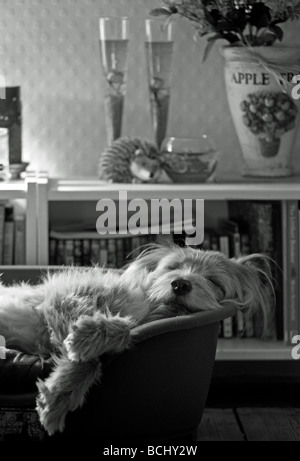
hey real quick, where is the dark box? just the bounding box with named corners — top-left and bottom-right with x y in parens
top-left (0, 87), bottom-right (22, 164)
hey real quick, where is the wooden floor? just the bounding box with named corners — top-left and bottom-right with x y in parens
top-left (197, 408), bottom-right (300, 441)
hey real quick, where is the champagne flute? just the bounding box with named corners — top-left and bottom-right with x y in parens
top-left (99, 17), bottom-right (129, 146)
top-left (145, 18), bottom-right (173, 149)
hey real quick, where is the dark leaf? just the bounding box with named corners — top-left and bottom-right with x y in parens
top-left (215, 20), bottom-right (240, 33)
top-left (249, 3), bottom-right (271, 28)
top-left (227, 10), bottom-right (248, 31)
top-left (271, 16), bottom-right (289, 25)
top-left (223, 32), bottom-right (241, 44)
top-left (268, 25), bottom-right (284, 41)
top-left (203, 7), bottom-right (224, 29)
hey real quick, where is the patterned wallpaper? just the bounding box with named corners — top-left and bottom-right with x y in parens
top-left (0, 0), bottom-right (299, 178)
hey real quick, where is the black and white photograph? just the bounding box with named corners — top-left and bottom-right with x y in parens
top-left (0, 0), bottom-right (300, 451)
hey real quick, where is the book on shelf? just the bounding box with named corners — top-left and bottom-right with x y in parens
top-left (198, 201), bottom-right (285, 342)
top-left (0, 201), bottom-right (6, 264)
top-left (83, 240), bottom-right (92, 266)
top-left (56, 240), bottom-right (65, 266)
top-left (99, 240), bottom-right (108, 266)
top-left (218, 233), bottom-right (233, 339)
top-left (14, 214), bottom-right (26, 265)
top-left (238, 230), bottom-right (254, 339)
top-left (299, 203), bottom-right (300, 341)
top-left (210, 230), bottom-right (219, 252)
top-left (0, 200), bottom-right (27, 266)
top-left (285, 200), bottom-right (299, 344)
top-left (116, 238), bottom-right (124, 268)
top-left (73, 239), bottom-right (82, 266)
top-left (220, 219), bottom-right (244, 338)
top-left (3, 205), bottom-right (14, 265)
top-left (90, 239), bottom-right (100, 266)
top-left (108, 239), bottom-right (117, 267)
top-left (48, 229), bottom-right (158, 268)
top-left (228, 200), bottom-right (282, 342)
top-left (64, 240), bottom-right (74, 266)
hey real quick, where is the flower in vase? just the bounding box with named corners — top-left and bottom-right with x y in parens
top-left (150, 0), bottom-right (300, 59)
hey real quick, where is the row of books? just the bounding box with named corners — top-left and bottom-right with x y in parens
top-left (196, 200), bottom-right (297, 345)
top-left (0, 201), bottom-right (26, 265)
top-left (283, 200), bottom-right (299, 345)
top-left (49, 231), bottom-right (158, 268)
top-left (197, 213), bottom-right (278, 342)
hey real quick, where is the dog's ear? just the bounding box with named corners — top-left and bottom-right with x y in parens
top-left (220, 254), bottom-right (275, 339)
top-left (122, 244), bottom-right (171, 276)
top-left (237, 253), bottom-right (273, 287)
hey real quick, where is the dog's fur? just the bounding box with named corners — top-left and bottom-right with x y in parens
top-left (0, 245), bottom-right (273, 435)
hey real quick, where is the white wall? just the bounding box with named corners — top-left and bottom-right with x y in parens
top-left (1, 0), bottom-right (299, 178)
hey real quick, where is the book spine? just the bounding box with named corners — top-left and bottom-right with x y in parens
top-left (240, 233), bottom-right (250, 255)
top-left (56, 240), bottom-right (65, 266)
top-left (231, 232), bottom-right (245, 338)
top-left (219, 235), bottom-right (233, 339)
top-left (281, 201), bottom-right (288, 343)
top-left (14, 215), bottom-right (26, 265)
top-left (240, 232), bottom-right (253, 338)
top-left (108, 239), bottom-right (117, 267)
top-left (201, 230), bottom-right (211, 251)
top-left (91, 239), bottom-right (100, 265)
top-left (49, 239), bottom-right (57, 265)
top-left (272, 203), bottom-right (284, 341)
top-left (248, 202), bottom-right (276, 340)
top-left (210, 233), bottom-right (219, 251)
top-left (3, 221), bottom-right (14, 265)
top-left (100, 239), bottom-right (108, 266)
top-left (73, 239), bottom-right (82, 266)
top-left (131, 236), bottom-right (142, 258)
top-left (64, 239), bottom-right (74, 265)
top-left (299, 203), bottom-right (300, 340)
top-left (116, 238), bottom-right (124, 268)
top-left (0, 203), bottom-right (5, 264)
top-left (123, 237), bottom-right (132, 263)
top-left (82, 239), bottom-right (91, 266)
top-left (286, 200), bottom-right (299, 343)
top-left (227, 227), bottom-right (244, 338)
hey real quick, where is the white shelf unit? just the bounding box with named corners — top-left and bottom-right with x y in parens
top-left (33, 176), bottom-right (300, 362)
top-left (216, 338), bottom-right (293, 360)
top-left (47, 177), bottom-right (300, 201)
top-left (0, 178), bottom-right (39, 265)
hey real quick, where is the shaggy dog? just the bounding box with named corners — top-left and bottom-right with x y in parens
top-left (0, 245), bottom-right (273, 436)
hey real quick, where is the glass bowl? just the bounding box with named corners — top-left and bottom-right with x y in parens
top-left (161, 136), bottom-right (219, 183)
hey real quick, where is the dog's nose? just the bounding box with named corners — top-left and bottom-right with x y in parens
top-left (171, 279), bottom-right (192, 295)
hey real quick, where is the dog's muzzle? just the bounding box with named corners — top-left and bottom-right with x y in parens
top-left (171, 279), bottom-right (192, 295)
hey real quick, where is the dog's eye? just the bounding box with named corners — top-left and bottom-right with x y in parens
top-left (167, 264), bottom-right (179, 271)
top-left (206, 278), bottom-right (226, 297)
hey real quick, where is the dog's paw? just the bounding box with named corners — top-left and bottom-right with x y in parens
top-left (64, 313), bottom-right (134, 361)
top-left (36, 379), bottom-right (69, 436)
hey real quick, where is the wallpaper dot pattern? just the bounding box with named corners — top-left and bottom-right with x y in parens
top-left (0, 0), bottom-right (299, 178)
